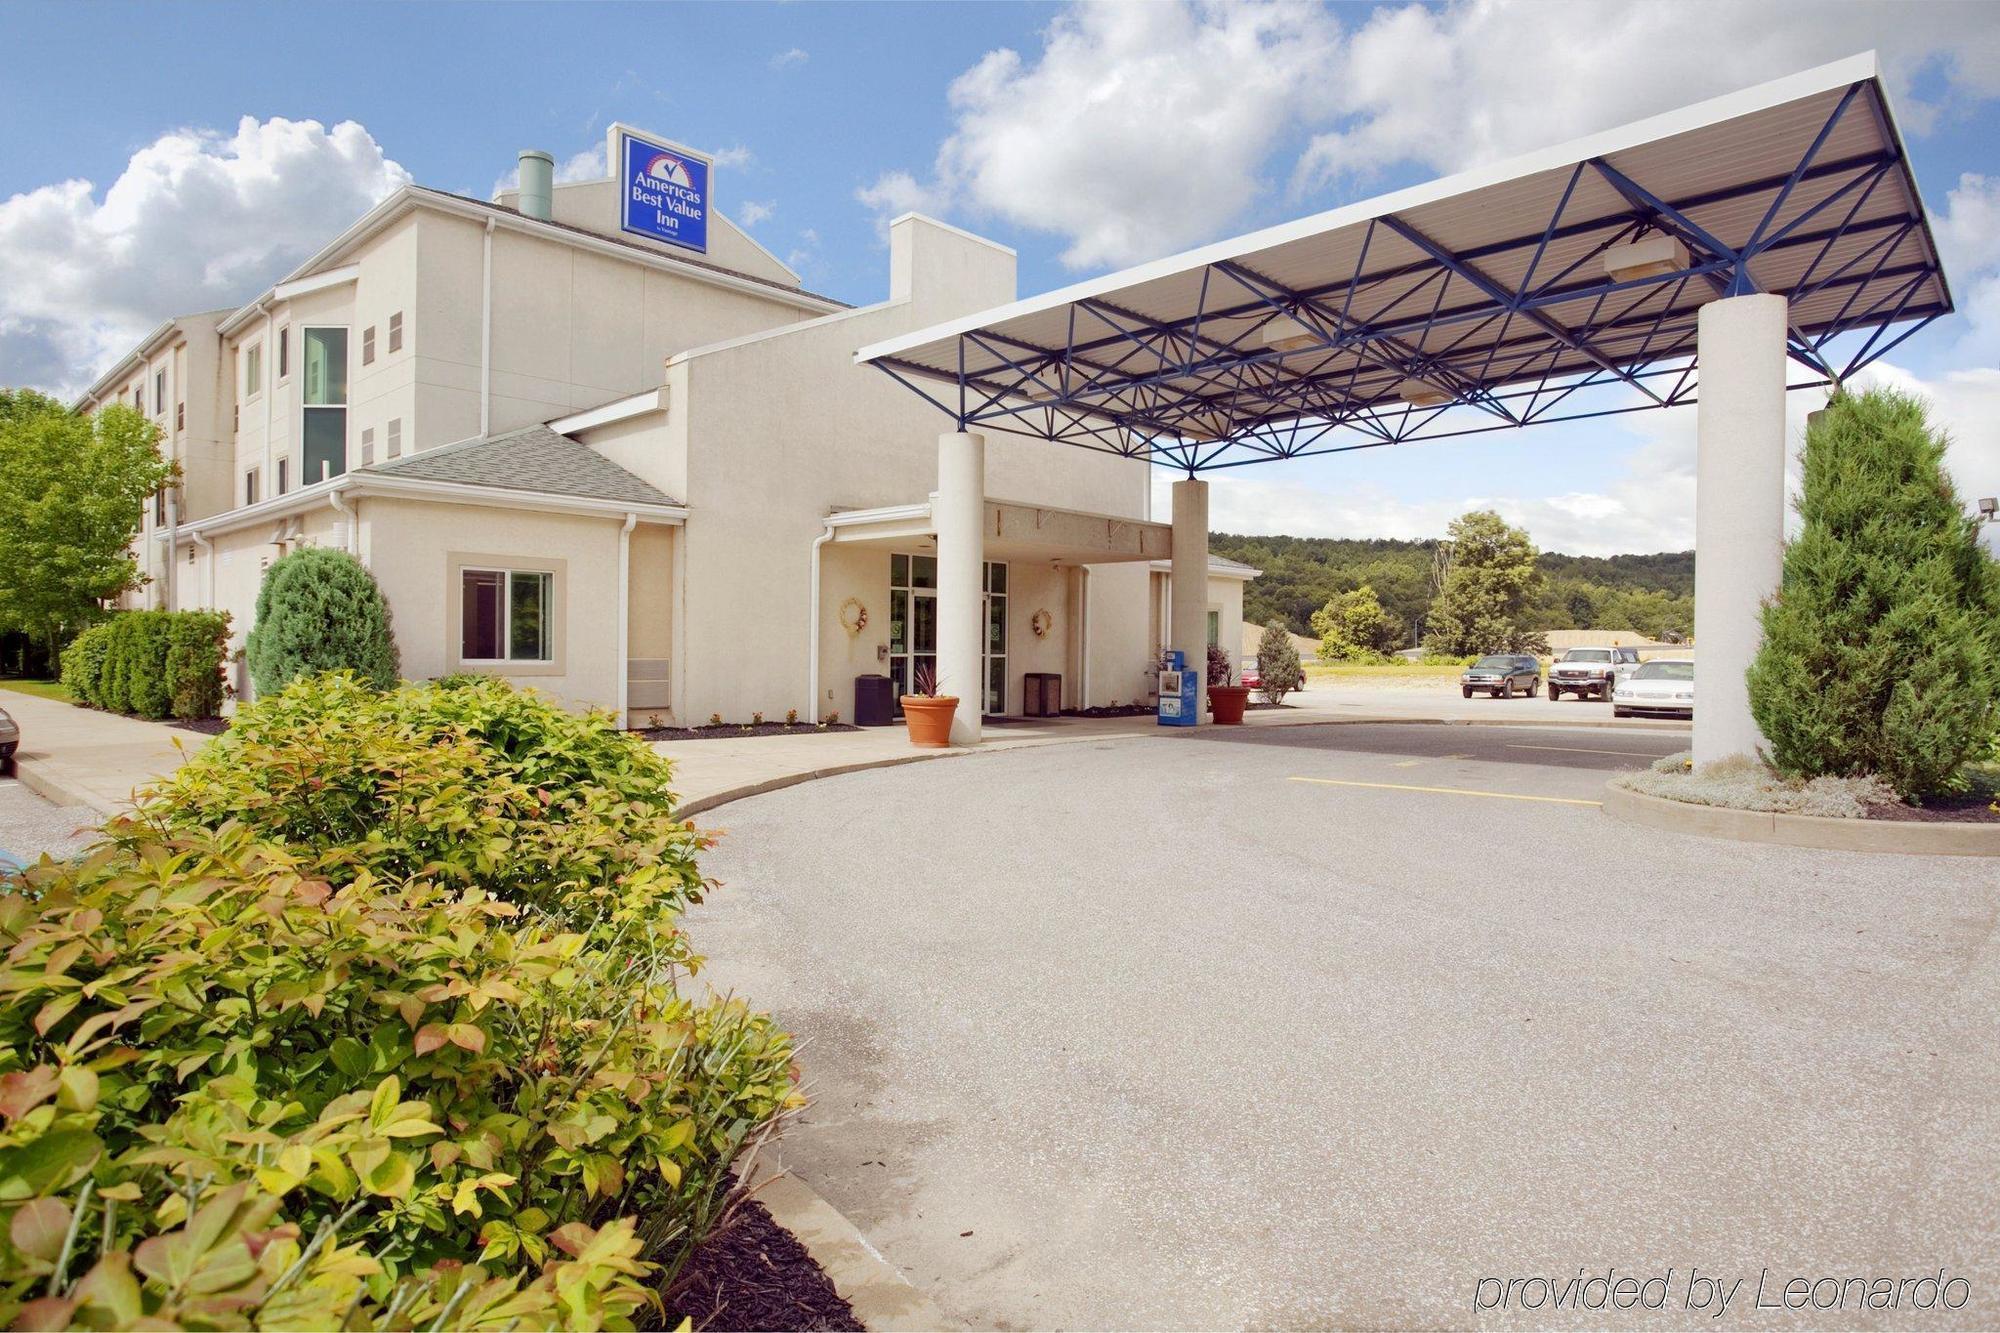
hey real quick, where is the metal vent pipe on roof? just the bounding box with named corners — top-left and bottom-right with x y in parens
top-left (517, 149), bottom-right (555, 221)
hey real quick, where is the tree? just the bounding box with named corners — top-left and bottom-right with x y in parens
top-left (0, 390), bottom-right (173, 669)
top-left (1255, 619), bottom-right (1302, 704)
top-left (246, 547), bottom-right (401, 695)
top-left (1747, 388), bottom-right (2000, 796)
top-left (1312, 584), bottom-right (1400, 661)
top-left (1421, 510), bottom-right (1549, 656)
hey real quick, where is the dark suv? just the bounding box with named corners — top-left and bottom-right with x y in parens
top-left (1460, 654), bottom-right (1542, 699)
top-left (1548, 645), bottom-right (1640, 701)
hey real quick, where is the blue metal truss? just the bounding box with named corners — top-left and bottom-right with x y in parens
top-left (867, 78), bottom-right (1951, 475)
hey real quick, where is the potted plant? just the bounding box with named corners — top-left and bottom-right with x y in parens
top-left (1207, 643), bottom-right (1250, 725)
top-left (901, 663), bottom-right (960, 747)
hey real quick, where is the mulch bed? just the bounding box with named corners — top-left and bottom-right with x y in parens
top-left (660, 1191), bottom-right (861, 1332)
top-left (636, 722), bottom-right (862, 742)
top-left (169, 717), bottom-right (231, 735)
top-left (1866, 793), bottom-right (2000, 823)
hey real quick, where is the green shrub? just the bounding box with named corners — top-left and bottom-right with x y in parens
top-left (57, 621), bottom-right (114, 707)
top-left (0, 821), bottom-right (797, 1329)
top-left (1255, 620), bottom-right (1301, 704)
top-left (136, 674), bottom-right (708, 934)
top-left (0, 675), bottom-right (796, 1329)
top-left (246, 547), bottom-right (399, 697)
top-left (54, 613), bottom-right (230, 719)
top-left (163, 609), bottom-right (230, 718)
top-left (1747, 388), bottom-right (2000, 796)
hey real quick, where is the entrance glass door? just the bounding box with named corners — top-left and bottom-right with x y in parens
top-left (983, 561), bottom-right (1007, 716)
top-left (889, 553), bottom-right (937, 709)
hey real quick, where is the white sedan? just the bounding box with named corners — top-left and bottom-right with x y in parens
top-left (1612, 657), bottom-right (1694, 719)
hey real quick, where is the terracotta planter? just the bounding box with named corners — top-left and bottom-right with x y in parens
top-left (901, 695), bottom-right (960, 747)
top-left (1208, 684), bottom-right (1251, 725)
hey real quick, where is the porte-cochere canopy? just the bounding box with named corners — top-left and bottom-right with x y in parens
top-left (856, 54), bottom-right (1951, 474)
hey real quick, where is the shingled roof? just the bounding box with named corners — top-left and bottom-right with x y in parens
top-left (366, 424), bottom-right (680, 507)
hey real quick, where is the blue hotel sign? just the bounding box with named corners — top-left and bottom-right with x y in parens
top-left (618, 130), bottom-right (711, 254)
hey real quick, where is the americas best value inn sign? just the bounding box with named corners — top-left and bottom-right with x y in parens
top-left (616, 126), bottom-right (711, 254)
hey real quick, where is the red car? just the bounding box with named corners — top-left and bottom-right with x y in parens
top-left (1240, 656), bottom-right (1305, 692)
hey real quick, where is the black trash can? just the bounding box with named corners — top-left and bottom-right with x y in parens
top-left (854, 674), bottom-right (896, 726)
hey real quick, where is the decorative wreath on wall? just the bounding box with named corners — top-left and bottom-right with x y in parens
top-left (838, 597), bottom-right (869, 637)
top-left (1030, 608), bottom-right (1054, 638)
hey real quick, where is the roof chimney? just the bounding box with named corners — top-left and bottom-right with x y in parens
top-left (517, 149), bottom-right (554, 221)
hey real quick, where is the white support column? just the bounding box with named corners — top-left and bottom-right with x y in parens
top-left (1693, 292), bottom-right (1788, 767)
top-left (936, 430), bottom-right (986, 745)
top-left (1170, 477), bottom-right (1210, 724)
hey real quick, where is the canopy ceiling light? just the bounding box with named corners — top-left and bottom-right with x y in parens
top-left (1602, 234), bottom-right (1692, 284)
top-left (1258, 317), bottom-right (1323, 353)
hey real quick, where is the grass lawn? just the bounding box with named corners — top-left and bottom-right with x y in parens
top-left (0, 678), bottom-right (74, 703)
top-left (1303, 661), bottom-right (1463, 682)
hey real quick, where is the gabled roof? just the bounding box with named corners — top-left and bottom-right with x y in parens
top-left (366, 424), bottom-right (680, 507)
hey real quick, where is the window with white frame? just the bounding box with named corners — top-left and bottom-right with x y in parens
top-left (387, 311), bottom-right (403, 353)
top-left (243, 343), bottom-right (262, 398)
top-left (301, 327), bottom-right (348, 483)
top-left (153, 369), bottom-right (166, 414)
top-left (460, 569), bottom-right (554, 663)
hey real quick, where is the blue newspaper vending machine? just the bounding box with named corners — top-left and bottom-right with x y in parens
top-left (1158, 649), bottom-right (1198, 726)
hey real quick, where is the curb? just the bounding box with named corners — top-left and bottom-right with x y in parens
top-left (678, 750), bottom-right (960, 818)
top-left (1602, 780), bottom-right (2000, 856)
top-left (745, 1161), bottom-right (959, 1331)
top-left (10, 754), bottom-right (107, 816)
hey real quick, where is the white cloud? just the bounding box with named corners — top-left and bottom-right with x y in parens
top-left (0, 115), bottom-right (409, 397)
top-left (771, 47), bottom-right (809, 70)
top-left (866, 0), bottom-right (2000, 270)
top-left (711, 145), bottom-right (755, 169)
top-left (858, 1), bottom-right (1342, 266)
top-left (491, 144), bottom-right (609, 199)
top-left (737, 199), bottom-right (775, 228)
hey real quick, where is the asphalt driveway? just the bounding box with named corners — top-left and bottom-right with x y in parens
top-left (687, 722), bottom-right (2000, 1329)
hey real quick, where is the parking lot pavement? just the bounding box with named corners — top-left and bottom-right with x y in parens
top-left (0, 778), bottom-right (98, 865)
top-left (687, 722), bottom-right (1999, 1330)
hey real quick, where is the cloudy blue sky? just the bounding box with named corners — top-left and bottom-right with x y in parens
top-left (3, 0), bottom-right (1997, 554)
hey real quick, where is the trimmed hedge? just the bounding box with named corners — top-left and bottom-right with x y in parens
top-left (246, 547), bottom-right (399, 696)
top-left (56, 610), bottom-right (230, 719)
top-left (0, 676), bottom-right (798, 1330)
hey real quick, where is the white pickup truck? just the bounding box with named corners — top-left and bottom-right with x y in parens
top-left (1547, 645), bottom-right (1640, 701)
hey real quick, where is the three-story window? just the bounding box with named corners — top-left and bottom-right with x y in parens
top-left (301, 327), bottom-right (349, 484)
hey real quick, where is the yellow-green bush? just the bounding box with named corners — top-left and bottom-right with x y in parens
top-left (0, 678), bottom-right (800, 1330)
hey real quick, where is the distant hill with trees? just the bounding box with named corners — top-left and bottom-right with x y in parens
top-left (1212, 529), bottom-right (1696, 650)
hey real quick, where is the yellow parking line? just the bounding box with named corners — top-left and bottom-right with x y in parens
top-left (1288, 776), bottom-right (1603, 806)
top-left (1507, 743), bottom-right (1660, 758)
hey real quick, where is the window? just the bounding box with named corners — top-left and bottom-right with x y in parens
top-left (362, 326), bottom-right (376, 366)
top-left (1207, 610), bottom-right (1221, 647)
top-left (460, 569), bottom-right (554, 663)
top-left (278, 326), bottom-right (289, 378)
top-left (153, 370), bottom-right (166, 414)
top-left (277, 459), bottom-right (289, 496)
top-left (361, 427), bottom-right (375, 466)
top-left (244, 343), bottom-right (262, 398)
top-left (132, 386), bottom-right (144, 411)
top-left (153, 488), bottom-right (165, 526)
top-left (387, 418), bottom-right (402, 458)
top-left (245, 470), bottom-right (260, 506)
top-left (301, 327), bottom-right (348, 483)
top-left (387, 311), bottom-right (403, 353)
top-left (175, 402), bottom-right (184, 432)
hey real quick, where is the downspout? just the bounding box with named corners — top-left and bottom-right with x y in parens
top-left (165, 488), bottom-right (180, 613)
top-left (480, 218), bottom-right (495, 438)
top-left (807, 521), bottom-right (835, 722)
top-left (328, 487), bottom-right (356, 555)
top-left (191, 530), bottom-right (214, 609)
top-left (617, 512), bottom-right (637, 727)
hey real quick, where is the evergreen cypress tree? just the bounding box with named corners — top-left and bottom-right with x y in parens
top-left (1746, 388), bottom-right (2000, 797)
top-left (246, 548), bottom-right (400, 696)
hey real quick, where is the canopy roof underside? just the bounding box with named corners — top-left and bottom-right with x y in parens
top-left (856, 54), bottom-right (1951, 473)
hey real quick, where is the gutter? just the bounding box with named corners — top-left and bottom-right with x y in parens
top-left (170, 472), bottom-right (687, 541)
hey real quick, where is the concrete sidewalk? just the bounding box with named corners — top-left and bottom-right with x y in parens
top-left (3, 690), bottom-right (210, 814)
top-left (3, 681), bottom-right (1686, 821)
